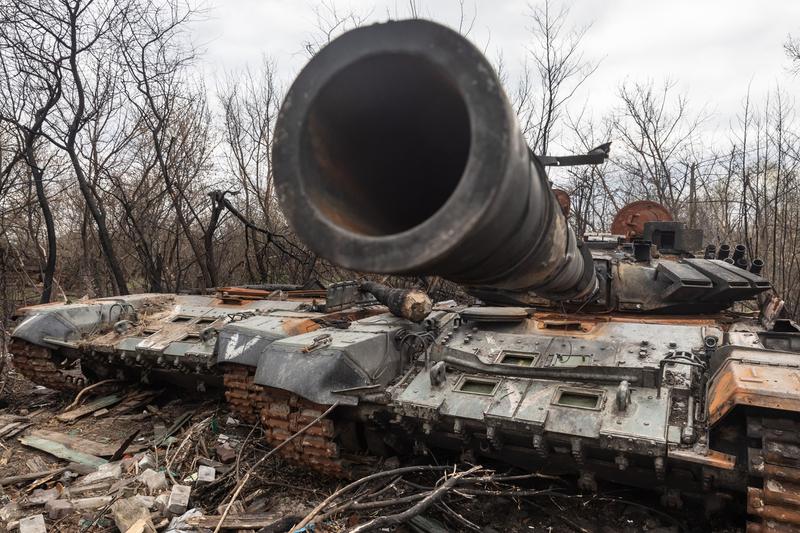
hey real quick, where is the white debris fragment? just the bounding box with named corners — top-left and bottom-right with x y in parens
top-left (18, 514), bottom-right (46, 533)
top-left (138, 468), bottom-right (168, 493)
top-left (166, 484), bottom-right (191, 515)
top-left (197, 465), bottom-right (215, 483)
top-left (165, 508), bottom-right (203, 533)
top-left (78, 461), bottom-right (122, 485)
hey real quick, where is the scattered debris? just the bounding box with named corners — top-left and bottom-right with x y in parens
top-left (165, 508), bottom-right (203, 533)
top-left (28, 487), bottom-right (61, 505)
top-left (18, 514), bottom-right (46, 533)
top-left (137, 452), bottom-right (156, 471)
top-left (0, 501), bottom-right (22, 522)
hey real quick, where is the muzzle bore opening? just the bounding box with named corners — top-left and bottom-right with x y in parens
top-left (301, 52), bottom-right (471, 237)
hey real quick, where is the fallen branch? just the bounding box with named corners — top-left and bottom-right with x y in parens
top-left (437, 501), bottom-right (481, 532)
top-left (346, 466), bottom-right (482, 533)
top-left (63, 379), bottom-right (122, 412)
top-left (292, 465), bottom-right (457, 531)
top-left (0, 467), bottom-right (67, 486)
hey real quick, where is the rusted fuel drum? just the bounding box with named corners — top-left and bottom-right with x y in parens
top-left (273, 19), bottom-right (596, 301)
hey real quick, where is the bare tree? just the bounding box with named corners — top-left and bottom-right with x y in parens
top-left (302, 0), bottom-right (370, 58)
top-left (0, 3), bottom-right (64, 302)
top-left (117, 0), bottom-right (214, 289)
top-left (611, 80), bottom-right (705, 215)
top-left (786, 34), bottom-right (800, 73)
top-left (217, 61), bottom-right (281, 280)
top-left (520, 0), bottom-right (598, 154)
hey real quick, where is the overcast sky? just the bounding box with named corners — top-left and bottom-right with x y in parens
top-left (193, 0), bottom-right (800, 151)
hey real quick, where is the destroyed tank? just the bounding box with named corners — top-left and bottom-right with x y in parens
top-left (8, 19), bottom-right (800, 530)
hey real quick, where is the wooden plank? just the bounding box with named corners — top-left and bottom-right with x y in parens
top-left (56, 394), bottom-right (123, 422)
top-left (0, 421), bottom-right (23, 438)
top-left (28, 429), bottom-right (117, 457)
top-left (153, 411), bottom-right (193, 445)
top-left (186, 513), bottom-right (290, 529)
top-left (6, 423), bottom-right (32, 438)
top-left (27, 429), bottom-right (148, 458)
top-left (0, 468), bottom-right (68, 486)
top-left (111, 390), bottom-right (161, 415)
top-left (19, 435), bottom-right (108, 467)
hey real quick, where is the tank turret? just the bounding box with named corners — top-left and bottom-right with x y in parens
top-left (272, 19), bottom-right (771, 315)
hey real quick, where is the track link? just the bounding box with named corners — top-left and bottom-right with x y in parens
top-left (8, 338), bottom-right (87, 392)
top-left (748, 416), bottom-right (800, 532)
top-left (223, 364), bottom-right (347, 477)
top-left (223, 364), bottom-right (269, 424)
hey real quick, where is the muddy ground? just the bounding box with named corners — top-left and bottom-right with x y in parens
top-left (0, 356), bottom-right (737, 532)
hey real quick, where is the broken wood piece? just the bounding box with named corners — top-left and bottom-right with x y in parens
top-left (62, 379), bottom-right (122, 412)
top-left (110, 429), bottom-right (140, 461)
top-left (64, 496), bottom-right (114, 510)
top-left (5, 423), bottom-right (33, 438)
top-left (153, 411), bottom-right (194, 446)
top-left (111, 390), bottom-right (161, 416)
top-left (56, 394), bottom-right (123, 422)
top-left (64, 481), bottom-right (113, 497)
top-left (19, 435), bottom-right (107, 467)
top-left (0, 468), bottom-right (68, 487)
top-left (124, 517), bottom-right (153, 533)
top-left (0, 421), bottom-right (26, 438)
top-left (186, 513), bottom-right (294, 529)
top-left (26, 456), bottom-right (49, 473)
top-left (28, 429), bottom-right (118, 457)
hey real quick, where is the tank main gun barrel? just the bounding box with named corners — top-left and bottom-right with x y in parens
top-left (273, 19), bottom-right (597, 302)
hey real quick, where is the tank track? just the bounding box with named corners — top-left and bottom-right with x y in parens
top-left (748, 415), bottom-right (800, 532)
top-left (8, 338), bottom-right (87, 392)
top-left (223, 364), bottom-right (346, 477)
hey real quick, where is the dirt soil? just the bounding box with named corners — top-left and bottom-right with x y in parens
top-left (0, 356), bottom-right (737, 533)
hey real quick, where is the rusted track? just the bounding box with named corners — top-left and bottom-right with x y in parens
top-left (223, 365), bottom-right (269, 424)
top-left (8, 338), bottom-right (86, 392)
top-left (223, 364), bottom-right (346, 477)
top-left (748, 416), bottom-right (800, 532)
